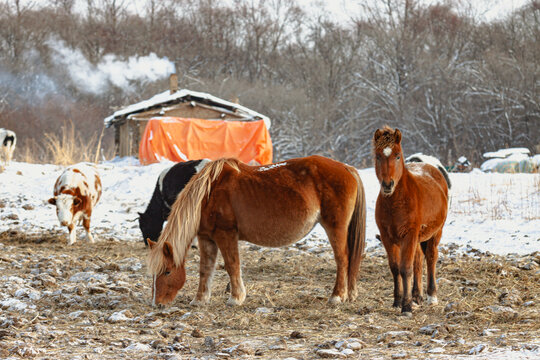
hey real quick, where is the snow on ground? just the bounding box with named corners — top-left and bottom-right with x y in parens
top-left (0, 159), bottom-right (538, 255)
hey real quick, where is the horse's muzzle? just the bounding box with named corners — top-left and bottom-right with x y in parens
top-left (381, 180), bottom-right (395, 195)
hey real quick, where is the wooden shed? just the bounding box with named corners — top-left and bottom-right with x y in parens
top-left (104, 76), bottom-right (271, 158)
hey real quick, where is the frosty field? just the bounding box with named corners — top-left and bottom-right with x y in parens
top-left (0, 159), bottom-right (538, 359)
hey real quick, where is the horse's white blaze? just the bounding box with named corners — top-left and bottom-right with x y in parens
top-left (383, 147), bottom-right (392, 157)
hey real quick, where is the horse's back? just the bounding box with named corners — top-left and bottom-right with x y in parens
top-left (160, 159), bottom-right (211, 206)
top-left (202, 156), bottom-right (359, 246)
top-left (406, 162), bottom-right (448, 198)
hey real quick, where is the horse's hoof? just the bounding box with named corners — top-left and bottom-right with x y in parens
top-left (226, 297), bottom-right (245, 306)
top-left (190, 299), bottom-right (207, 306)
top-left (401, 311), bottom-right (413, 317)
top-left (328, 296), bottom-right (343, 305)
top-left (427, 295), bottom-right (438, 305)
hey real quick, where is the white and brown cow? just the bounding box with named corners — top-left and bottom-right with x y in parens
top-left (0, 128), bottom-right (16, 167)
top-left (48, 163), bottom-right (102, 245)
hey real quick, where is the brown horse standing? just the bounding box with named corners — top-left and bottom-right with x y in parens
top-left (147, 155), bottom-right (366, 306)
top-left (373, 127), bottom-right (449, 316)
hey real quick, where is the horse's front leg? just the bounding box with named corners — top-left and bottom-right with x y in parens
top-left (381, 239), bottom-right (402, 308)
top-left (214, 230), bottom-right (246, 305)
top-left (191, 236), bottom-right (218, 306)
top-left (399, 234), bottom-right (419, 316)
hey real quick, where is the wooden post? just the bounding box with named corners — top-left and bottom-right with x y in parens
top-left (169, 73), bottom-right (178, 94)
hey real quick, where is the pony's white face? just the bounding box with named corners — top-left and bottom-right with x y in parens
top-left (48, 194), bottom-right (81, 226)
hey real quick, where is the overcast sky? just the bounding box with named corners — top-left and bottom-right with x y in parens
top-left (7, 0), bottom-right (531, 22)
top-left (308, 0), bottom-right (529, 21)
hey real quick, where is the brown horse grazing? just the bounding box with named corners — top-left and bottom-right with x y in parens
top-left (373, 127), bottom-right (449, 316)
top-left (147, 155), bottom-right (366, 306)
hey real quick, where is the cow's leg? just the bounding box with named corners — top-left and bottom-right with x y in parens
top-left (67, 223), bottom-right (76, 245)
top-left (7, 146), bottom-right (14, 165)
top-left (83, 216), bottom-right (94, 243)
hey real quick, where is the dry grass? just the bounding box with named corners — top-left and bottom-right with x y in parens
top-left (0, 232), bottom-right (538, 359)
top-left (452, 174), bottom-right (540, 221)
top-left (19, 121), bottom-right (114, 165)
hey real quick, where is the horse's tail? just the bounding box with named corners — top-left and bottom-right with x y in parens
top-left (346, 168), bottom-right (367, 293)
top-left (147, 158), bottom-right (240, 275)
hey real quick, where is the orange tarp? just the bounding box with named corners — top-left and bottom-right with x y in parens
top-left (139, 117), bottom-right (273, 165)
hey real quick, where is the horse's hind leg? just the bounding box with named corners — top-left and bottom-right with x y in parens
top-left (326, 228), bottom-right (349, 304)
top-left (213, 230), bottom-right (246, 305)
top-left (412, 243), bottom-right (424, 305)
top-left (191, 235), bottom-right (218, 305)
top-left (425, 231), bottom-right (442, 305)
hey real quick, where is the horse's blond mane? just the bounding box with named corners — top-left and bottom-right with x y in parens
top-left (147, 158), bottom-right (240, 275)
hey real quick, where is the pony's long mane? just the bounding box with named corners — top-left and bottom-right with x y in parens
top-left (147, 158), bottom-right (240, 275)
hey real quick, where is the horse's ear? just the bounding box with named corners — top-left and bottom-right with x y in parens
top-left (394, 129), bottom-right (402, 144)
top-left (162, 241), bottom-right (173, 259)
top-left (138, 212), bottom-right (143, 217)
top-left (374, 128), bottom-right (382, 141)
top-left (147, 239), bottom-right (156, 249)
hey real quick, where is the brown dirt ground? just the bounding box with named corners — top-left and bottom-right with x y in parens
top-left (0, 231), bottom-right (538, 359)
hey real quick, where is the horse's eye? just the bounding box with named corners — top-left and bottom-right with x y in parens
top-left (165, 271), bottom-right (171, 276)
top-left (396, 155), bottom-right (400, 160)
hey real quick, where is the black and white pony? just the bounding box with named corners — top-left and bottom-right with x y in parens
top-left (139, 159), bottom-right (210, 246)
top-left (0, 128), bottom-right (16, 167)
top-left (405, 153), bottom-right (452, 190)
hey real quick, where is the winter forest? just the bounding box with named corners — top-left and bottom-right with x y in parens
top-left (0, 0), bottom-right (538, 167)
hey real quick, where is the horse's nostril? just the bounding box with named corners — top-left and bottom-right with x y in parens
top-left (382, 180), bottom-right (393, 189)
